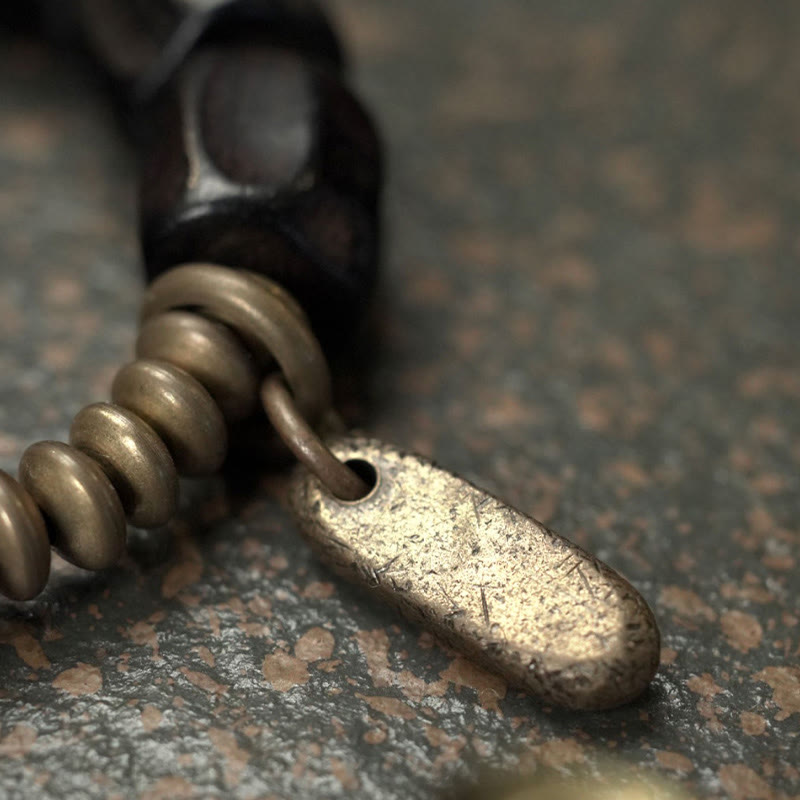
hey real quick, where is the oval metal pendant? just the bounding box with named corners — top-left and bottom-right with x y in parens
top-left (288, 436), bottom-right (660, 710)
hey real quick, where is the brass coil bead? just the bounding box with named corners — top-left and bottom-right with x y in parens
top-left (111, 360), bottom-right (227, 476)
top-left (0, 471), bottom-right (51, 600)
top-left (19, 442), bottom-right (126, 571)
top-left (136, 311), bottom-right (259, 422)
top-left (2, 268), bottom-right (334, 598)
top-left (70, 403), bottom-right (178, 528)
top-left (141, 264), bottom-right (332, 425)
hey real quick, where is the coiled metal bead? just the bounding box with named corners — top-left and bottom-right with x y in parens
top-left (111, 359), bottom-right (227, 476)
top-left (0, 471), bottom-right (50, 600)
top-left (19, 442), bottom-right (126, 571)
top-left (136, 311), bottom-right (259, 422)
top-left (141, 264), bottom-right (332, 425)
top-left (71, 403), bottom-right (178, 529)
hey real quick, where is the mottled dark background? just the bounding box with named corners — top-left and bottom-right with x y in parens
top-left (0, 1), bottom-right (798, 798)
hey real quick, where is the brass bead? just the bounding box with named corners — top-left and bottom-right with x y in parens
top-left (19, 442), bottom-right (126, 571)
top-left (70, 403), bottom-right (178, 529)
top-left (136, 311), bottom-right (259, 422)
top-left (0, 471), bottom-right (50, 600)
top-left (111, 359), bottom-right (227, 476)
top-left (141, 264), bottom-right (331, 425)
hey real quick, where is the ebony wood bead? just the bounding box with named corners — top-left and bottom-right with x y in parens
top-left (139, 45), bottom-right (383, 348)
top-left (78, 0), bottom-right (344, 103)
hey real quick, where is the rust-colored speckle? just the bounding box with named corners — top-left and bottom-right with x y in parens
top-left (740, 712), bottom-right (767, 737)
top-left (660, 648), bottom-right (678, 665)
top-left (161, 559), bottom-right (203, 599)
top-left (330, 758), bottom-right (360, 791)
top-left (179, 668), bottom-right (228, 695)
top-left (530, 738), bottom-right (586, 769)
top-left (355, 694), bottom-right (417, 721)
top-left (720, 611), bottom-right (763, 653)
top-left (718, 764), bottom-right (775, 800)
top-left (656, 750), bottom-right (694, 773)
top-left (720, 580), bottom-right (773, 604)
top-left (355, 628), bottom-right (393, 688)
top-left (125, 620), bottom-right (160, 659)
top-left (687, 673), bottom-right (726, 732)
top-left (208, 728), bottom-right (250, 788)
top-left (262, 652), bottom-right (310, 692)
top-left (659, 586), bottom-right (717, 621)
top-left (439, 656), bottom-right (507, 712)
top-left (295, 627), bottom-right (335, 662)
top-left (0, 724), bottom-right (37, 758)
top-left (53, 663), bottom-right (102, 696)
top-left (424, 726), bottom-right (467, 768)
top-left (141, 777), bottom-right (195, 800)
top-left (0, 624), bottom-right (50, 670)
top-left (396, 669), bottom-right (448, 703)
top-left (194, 645), bottom-right (215, 666)
top-left (752, 667), bottom-right (800, 721)
top-left (247, 595), bottom-right (272, 618)
top-left (301, 581), bottom-right (336, 599)
top-left (140, 705), bottom-right (163, 733)
top-left (363, 726), bottom-right (387, 745)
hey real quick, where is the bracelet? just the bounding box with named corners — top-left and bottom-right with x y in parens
top-left (0, 0), bottom-right (659, 712)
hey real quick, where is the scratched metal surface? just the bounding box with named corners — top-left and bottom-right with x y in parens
top-left (0, 2), bottom-right (799, 798)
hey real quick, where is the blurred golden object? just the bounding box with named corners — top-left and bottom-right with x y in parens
top-left (450, 763), bottom-right (695, 800)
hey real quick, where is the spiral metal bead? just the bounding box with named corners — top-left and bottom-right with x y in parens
top-left (136, 311), bottom-right (259, 422)
top-left (0, 265), bottom-right (333, 600)
top-left (141, 264), bottom-right (332, 424)
top-left (70, 403), bottom-right (179, 529)
top-left (0, 472), bottom-right (50, 600)
top-left (111, 360), bottom-right (228, 477)
top-left (19, 442), bottom-right (127, 570)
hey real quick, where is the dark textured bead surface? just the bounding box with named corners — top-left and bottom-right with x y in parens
top-left (139, 45), bottom-right (383, 346)
top-left (77, 0), bottom-right (344, 101)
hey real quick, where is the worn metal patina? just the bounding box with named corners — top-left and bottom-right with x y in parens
top-left (290, 436), bottom-right (660, 710)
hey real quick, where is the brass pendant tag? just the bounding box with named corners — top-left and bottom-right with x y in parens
top-left (288, 436), bottom-right (660, 710)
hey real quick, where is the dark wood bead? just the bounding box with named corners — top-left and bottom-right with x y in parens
top-left (0, 1), bottom-right (43, 32)
top-left (139, 45), bottom-right (383, 347)
top-left (77, 0), bottom-right (344, 102)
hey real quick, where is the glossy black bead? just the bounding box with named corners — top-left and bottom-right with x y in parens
top-left (139, 45), bottom-right (383, 347)
top-left (78, 0), bottom-right (345, 102)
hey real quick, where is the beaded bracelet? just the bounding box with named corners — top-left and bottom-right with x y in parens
top-left (0, 0), bottom-right (659, 711)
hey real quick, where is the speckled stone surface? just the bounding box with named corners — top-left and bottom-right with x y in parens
top-left (1, 2), bottom-right (799, 798)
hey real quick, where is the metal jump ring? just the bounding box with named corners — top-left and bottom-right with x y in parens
top-left (261, 374), bottom-right (370, 501)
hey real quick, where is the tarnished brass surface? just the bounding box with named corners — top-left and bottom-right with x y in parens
top-left (0, 470), bottom-right (51, 600)
top-left (454, 762), bottom-right (694, 800)
top-left (111, 359), bottom-right (227, 476)
top-left (19, 442), bottom-right (126, 570)
top-left (136, 310), bottom-right (259, 422)
top-left (70, 403), bottom-right (178, 529)
top-left (289, 436), bottom-right (660, 710)
top-left (140, 264), bottom-right (331, 424)
top-left (261, 375), bottom-right (370, 501)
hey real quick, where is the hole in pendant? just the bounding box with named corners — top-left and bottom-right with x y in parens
top-left (344, 458), bottom-right (378, 500)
